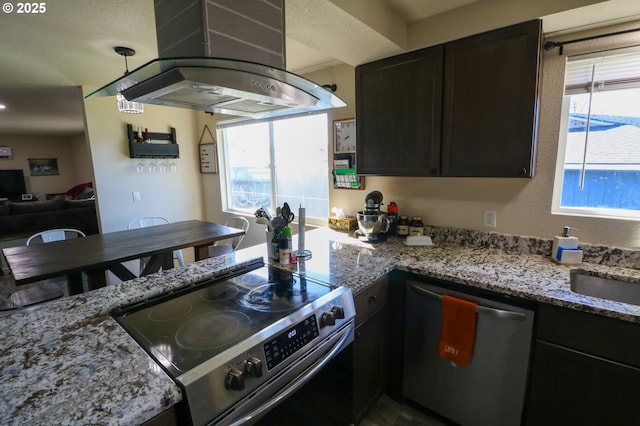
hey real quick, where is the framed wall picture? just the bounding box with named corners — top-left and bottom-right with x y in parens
top-left (200, 143), bottom-right (217, 174)
top-left (28, 158), bottom-right (59, 176)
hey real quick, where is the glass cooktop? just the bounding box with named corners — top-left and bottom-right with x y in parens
top-left (113, 265), bottom-right (333, 375)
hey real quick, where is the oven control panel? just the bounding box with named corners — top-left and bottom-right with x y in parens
top-left (223, 302), bottom-right (351, 392)
top-left (264, 314), bottom-right (320, 371)
top-left (219, 287), bottom-right (355, 407)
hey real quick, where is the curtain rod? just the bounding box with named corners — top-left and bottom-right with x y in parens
top-left (545, 27), bottom-right (640, 55)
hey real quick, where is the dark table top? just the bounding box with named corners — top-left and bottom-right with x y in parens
top-left (2, 220), bottom-right (244, 286)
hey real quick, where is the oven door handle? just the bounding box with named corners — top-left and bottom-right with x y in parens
top-left (229, 322), bottom-right (354, 426)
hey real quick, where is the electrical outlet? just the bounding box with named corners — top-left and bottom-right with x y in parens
top-left (132, 191), bottom-right (141, 202)
top-left (484, 210), bottom-right (497, 228)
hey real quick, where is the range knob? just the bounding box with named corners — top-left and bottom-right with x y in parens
top-left (224, 368), bottom-right (245, 391)
top-left (320, 311), bottom-right (336, 327)
top-left (244, 356), bottom-right (263, 378)
top-left (331, 305), bottom-right (345, 319)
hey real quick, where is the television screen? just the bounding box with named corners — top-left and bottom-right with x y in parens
top-left (0, 169), bottom-right (27, 200)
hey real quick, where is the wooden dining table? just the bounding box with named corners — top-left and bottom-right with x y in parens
top-left (1, 220), bottom-right (245, 294)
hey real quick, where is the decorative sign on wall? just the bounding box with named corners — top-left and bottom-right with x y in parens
top-left (28, 158), bottom-right (59, 176)
top-left (199, 125), bottom-right (218, 174)
top-left (200, 143), bottom-right (217, 174)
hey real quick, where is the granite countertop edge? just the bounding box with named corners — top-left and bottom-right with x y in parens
top-left (0, 255), bottom-right (264, 426)
top-left (2, 226), bottom-right (640, 425)
top-left (321, 238), bottom-right (640, 324)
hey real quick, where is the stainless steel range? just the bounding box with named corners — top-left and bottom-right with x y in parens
top-left (113, 261), bottom-right (355, 426)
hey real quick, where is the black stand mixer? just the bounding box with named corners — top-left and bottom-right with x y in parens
top-left (355, 191), bottom-right (390, 242)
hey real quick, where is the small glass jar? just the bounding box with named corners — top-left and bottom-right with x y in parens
top-left (397, 215), bottom-right (410, 237)
top-left (409, 216), bottom-right (424, 236)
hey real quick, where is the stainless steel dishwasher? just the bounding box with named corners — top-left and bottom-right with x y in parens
top-left (403, 279), bottom-right (534, 426)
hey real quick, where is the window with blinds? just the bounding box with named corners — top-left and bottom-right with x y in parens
top-left (552, 46), bottom-right (640, 219)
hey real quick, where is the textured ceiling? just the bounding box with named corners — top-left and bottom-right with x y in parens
top-left (0, 0), bottom-right (639, 136)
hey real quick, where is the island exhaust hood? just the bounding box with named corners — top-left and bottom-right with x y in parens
top-left (86, 57), bottom-right (346, 119)
top-left (86, 1), bottom-right (345, 118)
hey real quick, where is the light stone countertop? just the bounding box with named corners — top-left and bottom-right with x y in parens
top-left (1, 226), bottom-right (639, 425)
top-left (257, 226), bottom-right (640, 323)
top-left (0, 255), bottom-right (263, 426)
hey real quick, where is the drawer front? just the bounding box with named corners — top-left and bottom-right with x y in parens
top-left (537, 304), bottom-right (640, 368)
top-left (355, 277), bottom-right (388, 326)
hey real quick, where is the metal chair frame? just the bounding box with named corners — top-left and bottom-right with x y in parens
top-left (6, 228), bottom-right (87, 309)
top-left (214, 216), bottom-right (250, 251)
top-left (127, 217), bottom-right (185, 269)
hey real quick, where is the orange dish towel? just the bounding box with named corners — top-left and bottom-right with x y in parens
top-left (438, 295), bottom-right (478, 367)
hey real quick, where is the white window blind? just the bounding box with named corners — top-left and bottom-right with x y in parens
top-left (565, 46), bottom-right (640, 94)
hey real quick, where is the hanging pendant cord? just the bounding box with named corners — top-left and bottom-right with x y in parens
top-left (545, 27), bottom-right (640, 55)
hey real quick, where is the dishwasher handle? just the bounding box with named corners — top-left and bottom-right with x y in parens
top-left (410, 284), bottom-right (526, 321)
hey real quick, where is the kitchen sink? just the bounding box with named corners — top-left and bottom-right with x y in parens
top-left (570, 269), bottom-right (640, 306)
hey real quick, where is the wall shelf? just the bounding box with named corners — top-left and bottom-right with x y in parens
top-left (127, 124), bottom-right (180, 159)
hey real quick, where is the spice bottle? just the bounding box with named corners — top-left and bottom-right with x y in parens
top-left (279, 226), bottom-right (292, 265)
top-left (397, 215), bottom-right (410, 237)
top-left (387, 202), bottom-right (398, 236)
top-left (409, 216), bottom-right (424, 236)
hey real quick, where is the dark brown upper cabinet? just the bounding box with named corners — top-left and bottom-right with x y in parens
top-left (441, 19), bottom-right (542, 177)
top-left (355, 19), bottom-right (542, 178)
top-left (356, 45), bottom-right (443, 176)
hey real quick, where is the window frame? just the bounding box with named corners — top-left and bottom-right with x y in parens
top-left (551, 47), bottom-right (640, 221)
top-left (217, 113), bottom-right (330, 226)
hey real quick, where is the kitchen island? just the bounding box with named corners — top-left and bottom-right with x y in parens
top-left (1, 226), bottom-right (639, 425)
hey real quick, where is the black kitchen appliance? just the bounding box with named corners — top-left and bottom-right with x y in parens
top-left (355, 190), bottom-right (390, 242)
top-left (112, 261), bottom-right (355, 426)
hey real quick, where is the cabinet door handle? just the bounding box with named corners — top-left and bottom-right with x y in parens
top-left (368, 295), bottom-right (377, 304)
top-left (410, 284), bottom-right (526, 321)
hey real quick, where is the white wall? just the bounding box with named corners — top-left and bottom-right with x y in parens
top-left (69, 131), bottom-right (94, 185)
top-left (83, 92), bottom-right (206, 262)
top-left (0, 133), bottom-right (91, 198)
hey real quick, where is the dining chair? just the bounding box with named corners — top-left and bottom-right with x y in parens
top-left (127, 217), bottom-right (185, 271)
top-left (209, 216), bottom-right (250, 257)
top-left (7, 228), bottom-right (87, 308)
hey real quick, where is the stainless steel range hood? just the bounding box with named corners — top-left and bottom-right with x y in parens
top-left (86, 57), bottom-right (346, 119)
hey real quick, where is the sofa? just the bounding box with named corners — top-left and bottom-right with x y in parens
top-left (0, 198), bottom-right (99, 240)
